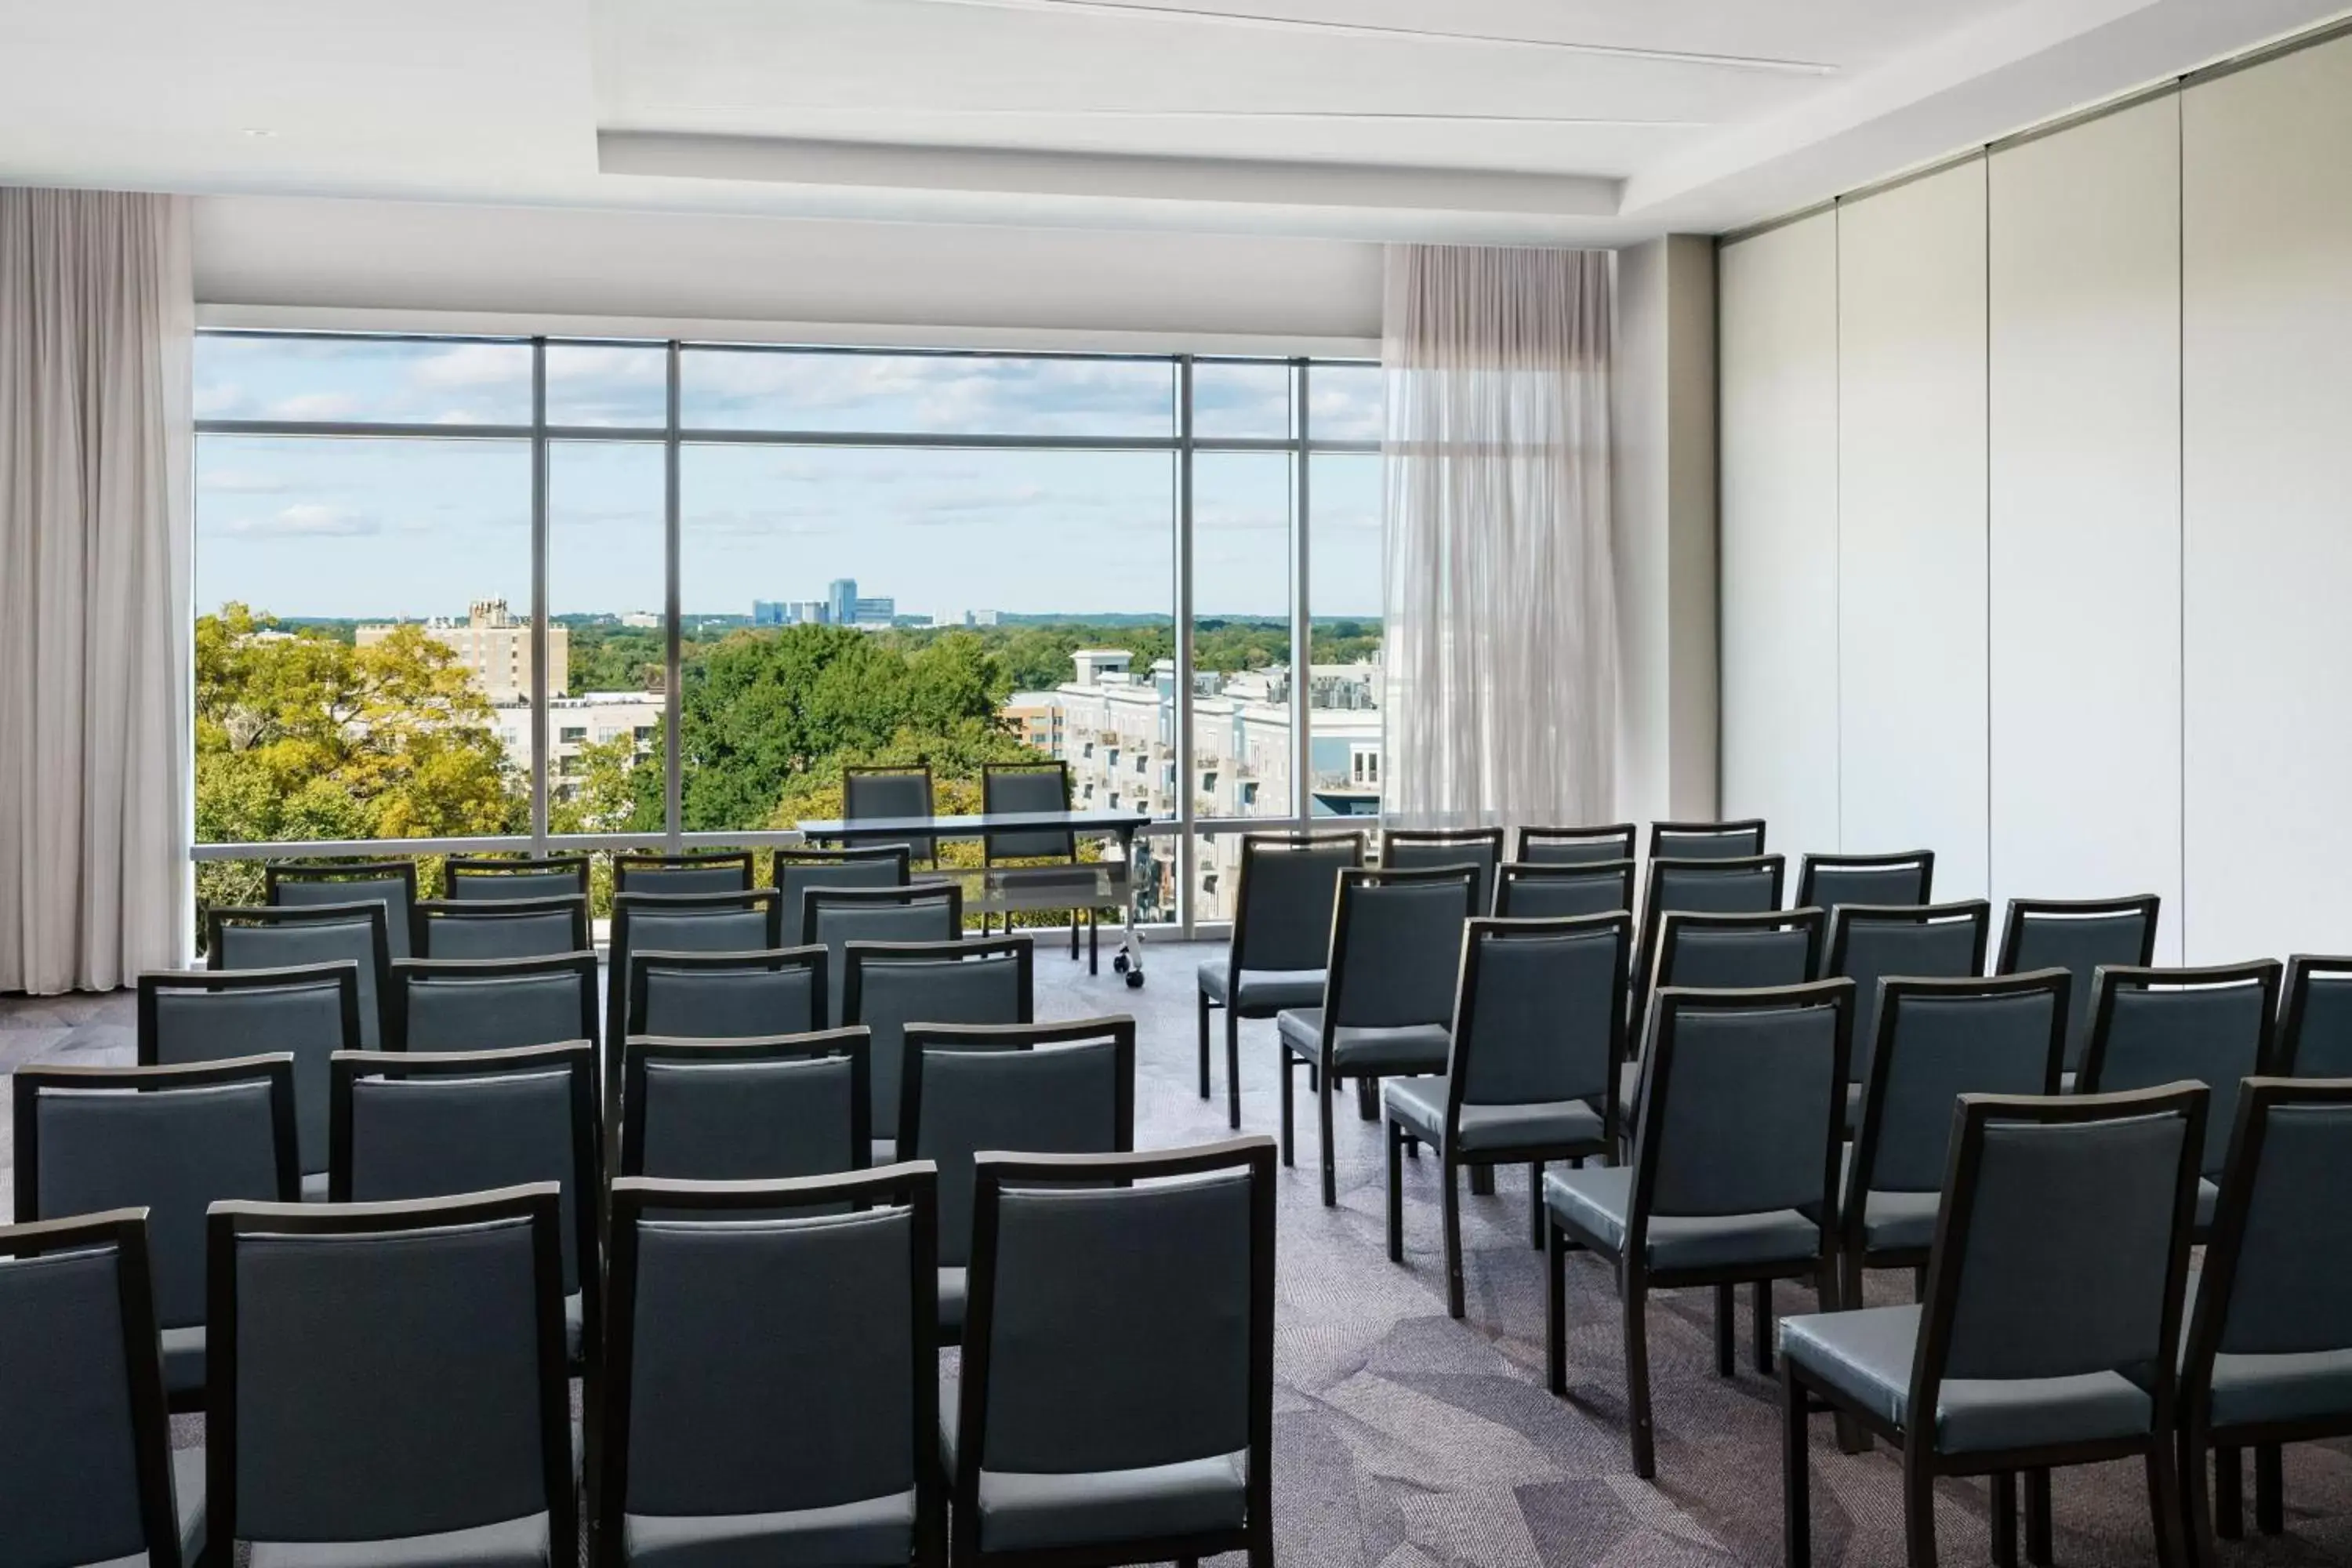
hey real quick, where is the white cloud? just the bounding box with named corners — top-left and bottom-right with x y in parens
top-left (409, 343), bottom-right (532, 390)
top-left (199, 469), bottom-right (294, 495)
top-left (268, 392), bottom-right (363, 421)
top-left (220, 503), bottom-right (381, 539)
top-left (194, 382), bottom-right (246, 418)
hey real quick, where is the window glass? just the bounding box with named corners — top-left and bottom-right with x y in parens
top-left (1192, 360), bottom-right (1293, 441)
top-left (546, 342), bottom-right (669, 428)
top-left (195, 335), bottom-right (533, 426)
top-left (548, 441), bottom-right (668, 840)
top-left (1308, 452), bottom-right (1384, 822)
top-left (1308, 361), bottom-right (1383, 442)
top-left (680, 348), bottom-right (1175, 437)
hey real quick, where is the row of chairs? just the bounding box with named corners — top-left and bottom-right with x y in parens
top-left (1, 1138), bottom-right (1279, 1568)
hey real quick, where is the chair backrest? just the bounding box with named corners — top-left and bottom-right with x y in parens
top-left (140, 964), bottom-right (361, 1176)
top-left (1823, 901), bottom-right (1993, 1081)
top-left (600, 1166), bottom-right (939, 1552)
top-left (1327, 865), bottom-right (1479, 1032)
top-left (804, 884), bottom-right (965, 1025)
top-left (208, 902), bottom-right (390, 1050)
top-left (846, 937), bottom-right (1033, 1141)
top-left (771, 846), bottom-right (909, 946)
top-left (1652, 908), bottom-right (1825, 1000)
top-left (329, 1045), bottom-right (599, 1330)
top-left (953, 1140), bottom-right (1272, 1564)
top-left (1229, 831), bottom-right (1366, 975)
top-left (443, 853), bottom-right (590, 902)
top-left (1381, 827), bottom-right (1504, 916)
top-left (609, 890), bottom-right (787, 1060)
top-left (621, 1032), bottom-right (873, 1181)
top-left (1996, 895), bottom-right (2161, 1071)
top-left (1648, 818), bottom-right (1767, 862)
top-left (2277, 955), bottom-right (2352, 1078)
top-left (614, 849), bottom-right (755, 896)
top-left (1448, 915), bottom-right (1630, 1137)
top-left (0, 1212), bottom-right (182, 1568)
top-left (1514, 823), bottom-right (1637, 867)
top-left (1632, 981), bottom-right (1851, 1229)
top-left (1494, 858), bottom-right (1635, 920)
top-left (1632, 855), bottom-right (1787, 1038)
top-left (902, 1018), bottom-right (1135, 1268)
top-left (1916, 1087), bottom-right (2203, 1425)
top-left (627, 946), bottom-right (826, 1043)
top-left (844, 767), bottom-right (938, 865)
top-left (1848, 971), bottom-right (2069, 1206)
top-left (2080, 961), bottom-right (2281, 1177)
top-left (2185, 1080), bottom-right (2352, 1405)
top-left (267, 862), bottom-right (419, 962)
top-left (387, 953), bottom-right (599, 1054)
top-left (13, 1058), bottom-right (298, 1338)
top-left (1795, 850), bottom-right (1934, 914)
top-left (411, 895), bottom-right (590, 961)
top-left (982, 761), bottom-right (1076, 862)
top-left (207, 1186), bottom-right (575, 1559)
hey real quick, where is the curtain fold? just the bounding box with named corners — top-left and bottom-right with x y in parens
top-left (1380, 243), bottom-right (1617, 833)
top-left (1, 188), bottom-right (194, 993)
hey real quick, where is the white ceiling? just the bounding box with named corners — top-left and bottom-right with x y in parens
top-left (1, 0), bottom-right (2345, 243)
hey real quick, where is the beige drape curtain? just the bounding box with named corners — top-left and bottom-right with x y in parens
top-left (1380, 244), bottom-right (1617, 832)
top-left (1, 188), bottom-right (194, 993)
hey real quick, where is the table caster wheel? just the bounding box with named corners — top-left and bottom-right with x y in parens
top-left (1112, 952), bottom-right (1130, 975)
top-left (1125, 969), bottom-right (1145, 989)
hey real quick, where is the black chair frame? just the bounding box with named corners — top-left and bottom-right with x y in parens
top-left (1794, 850), bottom-right (1936, 912)
top-left (410, 894), bottom-right (591, 960)
top-left (844, 935), bottom-right (1034, 1033)
top-left (2275, 956), bottom-right (2352, 1077)
top-left (953, 1138), bottom-right (1276, 1568)
top-left (1629, 855), bottom-right (1789, 1047)
top-left (624, 943), bottom-right (830, 1040)
top-left (1381, 826), bottom-right (1506, 911)
top-left (801, 882), bottom-right (965, 953)
top-left (14, 1053), bottom-right (302, 1224)
top-left (264, 860), bottom-right (419, 935)
top-left (843, 766), bottom-right (940, 866)
top-left (1996, 894), bottom-right (2162, 975)
top-left (139, 962), bottom-right (364, 1067)
top-left (613, 848), bottom-right (757, 893)
top-left (1653, 906), bottom-right (1828, 994)
top-left (617, 1029), bottom-right (875, 1178)
top-left (444, 853), bottom-right (590, 899)
top-left (1514, 823), bottom-right (1637, 865)
top-left (1494, 858), bottom-right (1635, 919)
top-left (386, 951), bottom-right (600, 1054)
top-left (1647, 818), bottom-right (1768, 859)
top-left (898, 1016), bottom-right (1138, 1157)
top-left (1821, 899), bottom-right (1992, 984)
top-left (205, 903), bottom-right (391, 1031)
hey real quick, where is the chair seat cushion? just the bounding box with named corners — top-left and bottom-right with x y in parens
top-left (1544, 1167), bottom-right (1820, 1273)
top-left (2209, 1348), bottom-right (2352, 1431)
top-left (625, 1490), bottom-right (916, 1568)
top-left (1275, 1010), bottom-right (1450, 1074)
top-left (162, 1323), bottom-right (206, 1397)
top-left (938, 1267), bottom-right (967, 1333)
top-left (565, 1290), bottom-right (583, 1363)
top-left (301, 1170), bottom-right (331, 1202)
top-left (249, 1513), bottom-right (552, 1568)
top-left (1383, 1077), bottom-right (1604, 1155)
top-left (1858, 1189), bottom-right (1940, 1255)
top-left (1780, 1305), bottom-right (2155, 1455)
top-left (2196, 1177), bottom-right (2217, 1232)
top-left (1197, 959), bottom-right (1326, 1013)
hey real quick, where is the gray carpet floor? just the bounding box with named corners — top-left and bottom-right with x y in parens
top-left (7, 940), bottom-right (2350, 1566)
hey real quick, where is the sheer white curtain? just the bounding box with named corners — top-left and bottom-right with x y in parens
top-left (1380, 243), bottom-right (1617, 832)
top-left (1, 189), bottom-right (193, 993)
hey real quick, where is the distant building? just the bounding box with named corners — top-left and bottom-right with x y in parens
top-left (754, 599), bottom-right (832, 627)
top-left (751, 600), bottom-right (786, 626)
top-left (493, 691), bottom-right (665, 797)
top-left (357, 597), bottom-right (564, 706)
top-left (828, 578), bottom-right (858, 627)
top-left (619, 612), bottom-right (661, 629)
top-left (852, 595), bottom-right (895, 627)
top-left (1001, 691), bottom-right (1065, 753)
top-left (933, 608), bottom-right (1001, 628)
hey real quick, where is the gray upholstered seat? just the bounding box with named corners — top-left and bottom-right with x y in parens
top-left (1547, 1166), bottom-right (1820, 1271)
top-left (413, 897), bottom-right (588, 962)
top-left (1853, 1189), bottom-right (1940, 1252)
top-left (772, 848), bottom-right (907, 947)
top-left (1196, 830), bottom-right (1363, 1129)
top-left (1194, 959), bottom-right (1325, 1011)
top-left (625, 1495), bottom-right (917, 1568)
top-left (390, 955), bottom-right (597, 1054)
top-left (1276, 1009), bottom-right (1450, 1074)
top-left (1385, 1079), bottom-right (1602, 1152)
top-left (846, 938), bottom-right (1029, 1141)
top-left (2209, 1348), bottom-right (2352, 1428)
top-left (1783, 1305), bottom-right (2154, 1453)
top-left (246, 1514), bottom-right (550, 1568)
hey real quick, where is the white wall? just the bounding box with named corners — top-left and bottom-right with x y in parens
top-left (1718, 31), bottom-right (2352, 961)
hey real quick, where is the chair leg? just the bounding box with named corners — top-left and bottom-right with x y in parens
top-left (1545, 1219), bottom-right (1569, 1395)
top-left (1782, 1358), bottom-right (1813, 1568)
top-left (1751, 1277), bottom-right (1774, 1374)
top-left (2255, 1442), bottom-right (2283, 1535)
top-left (1356, 1074), bottom-right (1380, 1121)
top-left (1469, 1163), bottom-right (1496, 1196)
top-left (1225, 1007), bottom-right (1242, 1131)
top-left (1088, 907), bottom-right (1098, 973)
top-left (1069, 910), bottom-right (1079, 959)
top-left (1626, 1278), bottom-right (1657, 1479)
top-left (1385, 1118), bottom-right (1404, 1264)
top-left (1443, 1156), bottom-right (1466, 1319)
top-left (1279, 1051), bottom-right (1296, 1168)
top-left (1913, 1262), bottom-right (1928, 1301)
top-left (1901, 1459), bottom-right (1939, 1567)
top-left (1319, 1068), bottom-right (1338, 1207)
top-left (1404, 1131), bottom-right (1419, 1158)
top-left (1993, 1471), bottom-right (2020, 1568)
top-left (2149, 1436), bottom-right (2194, 1568)
top-left (1196, 993), bottom-right (1213, 1100)
top-left (2214, 1443), bottom-right (2242, 1539)
top-left (1527, 1161), bottom-right (1544, 1250)
top-left (2186, 1432), bottom-right (2221, 1566)
top-left (1715, 1281), bottom-right (1737, 1377)
top-left (2025, 1468), bottom-right (2053, 1565)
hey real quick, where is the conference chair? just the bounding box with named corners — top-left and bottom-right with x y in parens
top-left (140, 963), bottom-right (360, 1192)
top-left (1996, 894), bottom-right (2161, 1075)
top-left (444, 851), bottom-right (590, 902)
top-left (13, 1055), bottom-right (299, 1410)
top-left (948, 1138), bottom-right (1276, 1568)
top-left (1629, 854), bottom-right (1788, 1044)
top-left (982, 759), bottom-right (1102, 956)
top-left (1514, 822), bottom-right (1637, 867)
top-left (1197, 829), bottom-right (1366, 1131)
top-left (623, 945), bottom-right (827, 1043)
top-left (1494, 858), bottom-right (1635, 920)
top-left (1781, 1084), bottom-right (2208, 1568)
top-left (844, 765), bottom-right (938, 866)
top-left (205, 1185), bottom-right (577, 1566)
top-left (1381, 826), bottom-right (1505, 916)
top-left (606, 888), bottom-right (786, 1098)
top-left (1821, 901), bottom-right (1992, 1127)
top-left (2078, 960), bottom-right (2281, 1235)
top-left (410, 894), bottom-right (590, 961)
top-left (1278, 864), bottom-right (1479, 1207)
top-left (207, 900), bottom-right (391, 1049)
top-left (618, 1031), bottom-right (873, 1182)
top-left (596, 1164), bottom-right (945, 1568)
top-left (266, 859), bottom-right (419, 961)
top-left (844, 935), bottom-right (1032, 1152)
top-left (2178, 1077), bottom-right (2352, 1555)
top-left (1627, 908), bottom-right (1825, 1138)
top-left (1836, 971), bottom-right (2068, 1341)
top-left (0, 1210), bottom-right (205, 1568)
top-left (804, 883), bottom-right (964, 1027)
top-left (613, 848), bottom-right (756, 895)
top-left (899, 1017), bottom-right (1134, 1343)
top-left (2275, 955), bottom-right (2352, 1077)
top-left (1545, 979), bottom-right (1852, 1479)
top-left (386, 952), bottom-right (600, 1054)
top-left (771, 844), bottom-right (909, 946)
top-left (330, 1042), bottom-right (600, 1367)
top-left (1648, 818), bottom-right (1767, 861)
top-left (1383, 913), bottom-right (1631, 1317)
top-left (1794, 849), bottom-right (1935, 915)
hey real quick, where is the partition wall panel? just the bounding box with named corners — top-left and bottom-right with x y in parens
top-left (1987, 96), bottom-right (2183, 963)
top-left (2183, 34), bottom-right (2352, 960)
top-left (1717, 212), bottom-right (1840, 858)
top-left (1835, 159), bottom-right (1990, 899)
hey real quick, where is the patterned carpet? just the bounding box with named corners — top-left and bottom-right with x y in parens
top-left (8, 941), bottom-right (2350, 1566)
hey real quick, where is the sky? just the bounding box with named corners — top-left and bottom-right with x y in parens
top-left (194, 337), bottom-right (1385, 624)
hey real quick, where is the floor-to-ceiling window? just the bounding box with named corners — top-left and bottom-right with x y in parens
top-left (193, 334), bottom-right (1380, 935)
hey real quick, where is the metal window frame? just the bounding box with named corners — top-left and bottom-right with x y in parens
top-left (190, 332), bottom-right (1381, 939)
